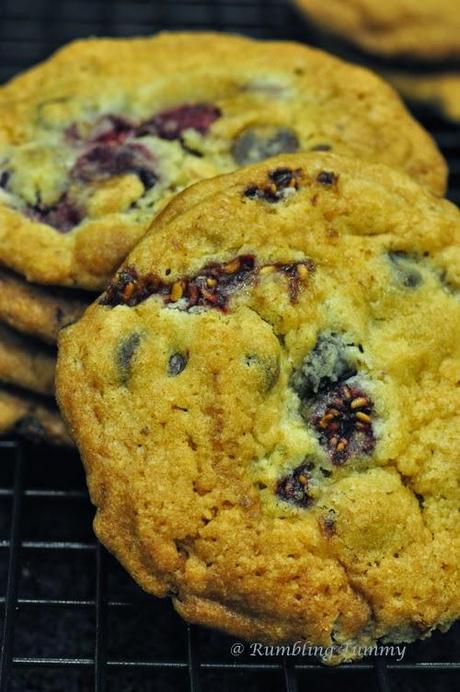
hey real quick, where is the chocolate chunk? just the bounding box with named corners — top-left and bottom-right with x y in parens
top-left (244, 167), bottom-right (302, 203)
top-left (310, 144), bottom-right (331, 152)
top-left (0, 171), bottom-right (10, 188)
top-left (116, 333), bottom-right (141, 384)
top-left (276, 462), bottom-right (313, 507)
top-left (168, 352), bottom-right (188, 376)
top-left (232, 126), bottom-right (299, 166)
top-left (316, 171), bottom-right (338, 186)
top-left (290, 332), bottom-right (358, 401)
top-left (387, 251), bottom-right (423, 289)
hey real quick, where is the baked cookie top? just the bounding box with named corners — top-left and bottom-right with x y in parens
top-left (0, 32), bottom-right (446, 290)
top-left (56, 153), bottom-right (460, 659)
top-left (294, 0), bottom-right (460, 61)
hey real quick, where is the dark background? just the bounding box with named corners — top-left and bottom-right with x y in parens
top-left (0, 1), bottom-right (459, 691)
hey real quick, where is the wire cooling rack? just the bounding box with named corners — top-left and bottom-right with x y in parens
top-left (0, 1), bottom-right (459, 691)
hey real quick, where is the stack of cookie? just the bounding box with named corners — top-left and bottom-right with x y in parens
top-left (293, 0), bottom-right (460, 124)
top-left (0, 32), bottom-right (446, 445)
top-left (1, 32), bottom-right (458, 659)
top-left (0, 269), bottom-right (89, 444)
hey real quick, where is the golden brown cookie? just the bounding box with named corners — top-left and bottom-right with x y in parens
top-left (0, 385), bottom-right (71, 446)
top-left (0, 267), bottom-right (90, 344)
top-left (0, 324), bottom-right (55, 396)
top-left (56, 152), bottom-right (460, 662)
top-left (293, 0), bottom-right (460, 61)
top-left (0, 32), bottom-right (446, 290)
top-left (387, 71), bottom-right (460, 123)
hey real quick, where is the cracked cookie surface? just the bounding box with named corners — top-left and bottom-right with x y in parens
top-left (0, 32), bottom-right (446, 289)
top-left (56, 152), bottom-right (460, 662)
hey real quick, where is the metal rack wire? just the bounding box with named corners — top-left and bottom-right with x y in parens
top-left (0, 1), bottom-right (459, 690)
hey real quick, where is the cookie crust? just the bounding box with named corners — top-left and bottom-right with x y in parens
top-left (57, 153), bottom-right (460, 661)
top-left (0, 32), bottom-right (446, 289)
top-left (0, 324), bottom-right (55, 396)
top-left (0, 267), bottom-right (90, 344)
top-left (0, 386), bottom-right (71, 446)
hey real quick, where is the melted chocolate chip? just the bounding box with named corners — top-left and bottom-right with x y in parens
top-left (311, 384), bottom-right (375, 465)
top-left (310, 144), bottom-right (331, 152)
top-left (26, 194), bottom-right (83, 233)
top-left (276, 462), bottom-right (312, 507)
top-left (116, 333), bottom-right (141, 384)
top-left (231, 126), bottom-right (299, 166)
top-left (168, 352), bottom-right (188, 376)
top-left (316, 171), bottom-right (338, 186)
top-left (0, 171), bottom-right (10, 189)
top-left (387, 251), bottom-right (423, 289)
top-left (101, 256), bottom-right (314, 310)
top-left (290, 332), bottom-right (358, 401)
top-left (138, 103), bottom-right (221, 140)
top-left (244, 167), bottom-right (302, 203)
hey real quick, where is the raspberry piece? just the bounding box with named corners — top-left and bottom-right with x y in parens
top-left (73, 142), bottom-right (157, 189)
top-left (139, 103), bottom-right (221, 140)
top-left (311, 384), bottom-right (375, 465)
top-left (26, 194), bottom-right (83, 233)
top-left (276, 462), bottom-right (313, 507)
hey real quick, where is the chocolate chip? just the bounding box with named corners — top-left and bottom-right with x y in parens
top-left (116, 333), bottom-right (141, 384)
top-left (276, 461), bottom-right (313, 507)
top-left (310, 144), bottom-right (331, 152)
top-left (136, 168), bottom-right (158, 190)
top-left (316, 171), bottom-right (338, 186)
top-left (387, 251), bottom-right (423, 289)
top-left (168, 352), bottom-right (188, 376)
top-left (231, 126), bottom-right (299, 166)
top-left (290, 332), bottom-right (358, 402)
top-left (0, 171), bottom-right (10, 188)
top-left (244, 167), bottom-right (302, 203)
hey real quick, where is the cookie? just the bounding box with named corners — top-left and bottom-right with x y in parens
top-left (0, 32), bottom-right (446, 290)
top-left (0, 324), bottom-right (55, 396)
top-left (293, 0), bottom-right (460, 61)
top-left (387, 71), bottom-right (460, 124)
top-left (0, 385), bottom-right (71, 446)
top-left (56, 152), bottom-right (460, 661)
top-left (0, 267), bottom-right (90, 344)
